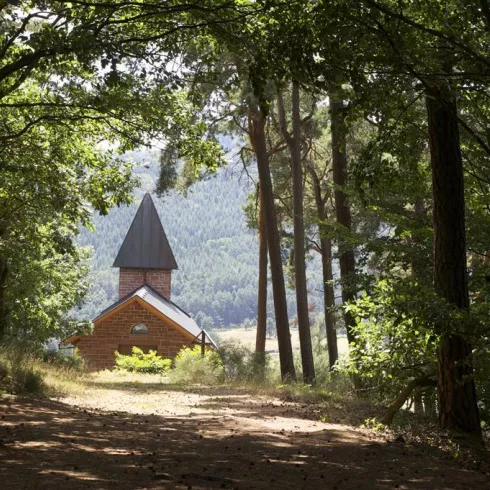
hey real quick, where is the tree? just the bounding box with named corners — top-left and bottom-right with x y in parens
top-left (0, 104), bottom-right (137, 338)
top-left (255, 185), bottom-right (268, 355)
top-left (303, 111), bottom-right (339, 369)
top-left (151, 26), bottom-right (298, 380)
top-left (249, 102), bottom-right (296, 381)
top-left (258, 0), bottom-right (488, 433)
top-left (312, 0), bottom-right (487, 436)
top-left (426, 83), bottom-right (481, 435)
top-left (329, 95), bottom-right (357, 347)
top-left (277, 83), bottom-right (315, 383)
top-left (0, 0), bottom-right (231, 340)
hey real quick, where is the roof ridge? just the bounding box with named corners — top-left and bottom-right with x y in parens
top-left (91, 284), bottom-right (145, 323)
top-left (143, 283), bottom-right (192, 319)
top-left (89, 283), bottom-right (217, 349)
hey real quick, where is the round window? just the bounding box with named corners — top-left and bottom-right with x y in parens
top-left (131, 323), bottom-right (148, 334)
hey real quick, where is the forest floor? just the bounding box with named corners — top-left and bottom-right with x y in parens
top-left (0, 374), bottom-right (489, 490)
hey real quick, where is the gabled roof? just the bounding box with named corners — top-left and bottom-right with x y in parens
top-left (113, 193), bottom-right (178, 270)
top-left (92, 284), bottom-right (216, 347)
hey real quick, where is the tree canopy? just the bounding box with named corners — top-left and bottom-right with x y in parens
top-left (2, 0), bottom-right (490, 438)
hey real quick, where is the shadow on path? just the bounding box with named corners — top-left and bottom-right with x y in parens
top-left (0, 396), bottom-right (488, 489)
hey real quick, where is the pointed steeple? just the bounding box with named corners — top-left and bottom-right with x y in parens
top-left (113, 193), bottom-right (178, 269)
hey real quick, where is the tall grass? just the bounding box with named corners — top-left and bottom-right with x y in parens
top-left (0, 343), bottom-right (87, 397)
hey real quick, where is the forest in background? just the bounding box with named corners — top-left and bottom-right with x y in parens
top-left (2, 0), bottom-right (490, 440)
top-left (75, 150), bottom-right (327, 331)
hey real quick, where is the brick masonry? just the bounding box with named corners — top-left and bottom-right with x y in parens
top-left (119, 268), bottom-right (172, 299)
top-left (75, 301), bottom-right (194, 370)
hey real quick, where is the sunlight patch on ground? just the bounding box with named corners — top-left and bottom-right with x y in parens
top-left (38, 469), bottom-right (104, 481)
top-left (15, 441), bottom-right (63, 449)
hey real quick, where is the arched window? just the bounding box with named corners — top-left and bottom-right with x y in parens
top-left (131, 323), bottom-right (148, 334)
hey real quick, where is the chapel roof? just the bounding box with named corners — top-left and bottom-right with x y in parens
top-left (92, 284), bottom-right (216, 347)
top-left (113, 193), bottom-right (178, 270)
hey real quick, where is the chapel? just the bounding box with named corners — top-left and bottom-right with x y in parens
top-left (65, 193), bottom-right (214, 370)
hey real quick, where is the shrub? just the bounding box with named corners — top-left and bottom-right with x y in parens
top-left (338, 279), bottom-right (439, 405)
top-left (169, 345), bottom-right (224, 385)
top-left (0, 342), bottom-right (88, 397)
top-left (15, 366), bottom-right (46, 394)
top-left (292, 325), bottom-right (333, 385)
top-left (217, 342), bottom-right (274, 383)
top-left (115, 347), bottom-right (172, 374)
top-left (0, 353), bottom-right (47, 396)
top-left (43, 349), bottom-right (86, 371)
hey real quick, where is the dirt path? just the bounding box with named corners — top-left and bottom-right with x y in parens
top-left (0, 383), bottom-right (488, 489)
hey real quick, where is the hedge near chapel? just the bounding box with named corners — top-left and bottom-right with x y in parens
top-left (65, 193), bottom-right (215, 370)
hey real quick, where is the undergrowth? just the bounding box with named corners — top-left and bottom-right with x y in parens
top-left (115, 347), bottom-right (172, 374)
top-left (169, 345), bottom-right (224, 384)
top-left (0, 343), bottom-right (87, 398)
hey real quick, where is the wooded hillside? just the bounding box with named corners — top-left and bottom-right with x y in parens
top-left (75, 151), bottom-right (326, 330)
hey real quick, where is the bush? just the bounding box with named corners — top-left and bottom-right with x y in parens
top-left (169, 345), bottom-right (224, 385)
top-left (0, 342), bottom-right (88, 397)
top-left (15, 366), bottom-right (46, 394)
top-left (115, 347), bottom-right (172, 374)
top-left (0, 353), bottom-right (47, 396)
top-left (217, 342), bottom-right (275, 383)
top-left (43, 349), bottom-right (86, 371)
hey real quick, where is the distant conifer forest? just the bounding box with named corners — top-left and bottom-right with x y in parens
top-left (75, 151), bottom-right (326, 331)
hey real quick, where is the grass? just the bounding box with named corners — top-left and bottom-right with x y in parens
top-left (0, 343), bottom-right (440, 432)
top-left (38, 362), bottom-right (87, 397)
top-left (0, 338), bottom-right (355, 408)
top-left (0, 342), bottom-right (396, 434)
top-left (0, 346), bottom-right (87, 398)
top-left (1, 344), bottom-right (488, 478)
top-left (216, 327), bottom-right (350, 357)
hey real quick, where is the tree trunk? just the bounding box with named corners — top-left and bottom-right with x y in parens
top-left (381, 377), bottom-right (436, 425)
top-left (413, 392), bottom-right (424, 415)
top-left (308, 166), bottom-right (338, 368)
top-left (411, 196), bottom-right (428, 416)
top-left (0, 257), bottom-right (8, 340)
top-left (249, 107), bottom-right (296, 382)
top-left (278, 82), bottom-right (315, 383)
top-left (426, 85), bottom-right (482, 438)
top-left (255, 184), bottom-right (268, 355)
top-left (411, 197), bottom-right (427, 280)
top-left (330, 98), bottom-right (356, 346)
top-left (321, 233), bottom-right (338, 368)
top-left (423, 391), bottom-right (437, 418)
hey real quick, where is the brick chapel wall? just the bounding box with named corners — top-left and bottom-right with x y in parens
top-left (119, 268), bottom-right (171, 299)
top-left (76, 301), bottom-right (192, 370)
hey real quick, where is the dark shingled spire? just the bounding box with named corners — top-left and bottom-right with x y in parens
top-left (113, 193), bottom-right (178, 269)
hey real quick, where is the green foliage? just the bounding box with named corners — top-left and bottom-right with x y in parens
top-left (42, 349), bottom-right (86, 372)
top-left (169, 345), bottom-right (224, 385)
top-left (75, 156), bottom-right (327, 329)
top-left (1, 1), bottom-right (233, 345)
top-left (360, 418), bottom-right (387, 433)
top-left (339, 279), bottom-right (440, 401)
top-left (217, 342), bottom-right (275, 383)
top-left (0, 347), bottom-right (47, 396)
top-left (474, 343), bottom-right (490, 425)
top-left (310, 325), bottom-right (335, 384)
top-left (114, 347), bottom-right (172, 375)
top-left (291, 324), bottom-right (337, 385)
top-left (338, 276), bottom-right (490, 424)
top-left (4, 245), bottom-right (93, 343)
